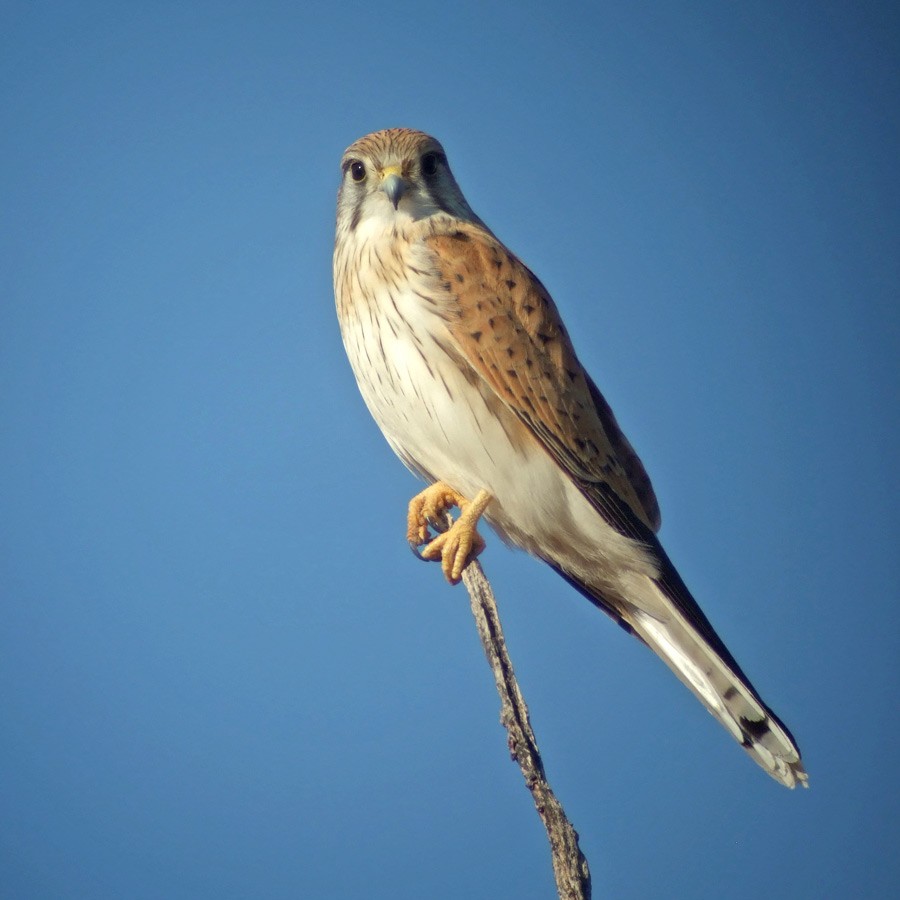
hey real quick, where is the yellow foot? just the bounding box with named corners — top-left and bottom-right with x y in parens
top-left (407, 482), bottom-right (492, 585)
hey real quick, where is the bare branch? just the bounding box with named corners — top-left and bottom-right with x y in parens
top-left (461, 559), bottom-right (592, 900)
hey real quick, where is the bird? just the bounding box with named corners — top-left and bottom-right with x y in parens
top-left (333, 127), bottom-right (807, 789)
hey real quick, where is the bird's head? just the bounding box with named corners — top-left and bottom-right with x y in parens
top-left (336, 128), bottom-right (482, 234)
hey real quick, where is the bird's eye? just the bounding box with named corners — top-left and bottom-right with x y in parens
top-left (421, 153), bottom-right (439, 177)
top-left (349, 160), bottom-right (366, 182)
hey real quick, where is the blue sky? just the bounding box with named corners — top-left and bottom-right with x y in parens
top-left (1, 2), bottom-right (898, 897)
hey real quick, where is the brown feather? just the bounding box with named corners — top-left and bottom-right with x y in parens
top-left (426, 224), bottom-right (661, 533)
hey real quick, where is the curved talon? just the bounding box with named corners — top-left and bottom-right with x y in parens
top-left (406, 483), bottom-right (492, 584)
top-left (407, 482), bottom-right (463, 550)
top-left (409, 540), bottom-right (427, 561)
top-left (426, 515), bottom-right (448, 533)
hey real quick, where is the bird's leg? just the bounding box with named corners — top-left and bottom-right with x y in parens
top-left (407, 482), bottom-right (492, 585)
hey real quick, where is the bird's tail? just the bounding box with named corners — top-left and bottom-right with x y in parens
top-left (627, 586), bottom-right (808, 788)
top-left (550, 562), bottom-right (808, 788)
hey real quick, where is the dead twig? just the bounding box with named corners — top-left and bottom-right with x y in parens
top-left (460, 559), bottom-right (592, 900)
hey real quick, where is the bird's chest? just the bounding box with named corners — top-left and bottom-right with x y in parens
top-left (336, 241), bottom-right (525, 490)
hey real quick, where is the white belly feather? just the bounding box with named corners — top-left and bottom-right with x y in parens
top-left (338, 245), bottom-right (658, 590)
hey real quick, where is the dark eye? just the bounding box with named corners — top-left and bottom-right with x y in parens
top-left (349, 160), bottom-right (366, 182)
top-left (421, 153), bottom-right (439, 176)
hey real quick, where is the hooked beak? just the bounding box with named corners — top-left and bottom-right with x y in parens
top-left (381, 166), bottom-right (405, 209)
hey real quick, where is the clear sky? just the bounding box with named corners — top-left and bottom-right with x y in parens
top-left (2, 2), bottom-right (898, 898)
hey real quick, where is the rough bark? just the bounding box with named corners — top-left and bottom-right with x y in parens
top-left (460, 559), bottom-right (592, 900)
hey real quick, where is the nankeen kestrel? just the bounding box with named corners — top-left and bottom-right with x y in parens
top-left (333, 128), bottom-right (807, 788)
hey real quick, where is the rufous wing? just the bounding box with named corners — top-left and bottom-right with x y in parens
top-left (425, 224), bottom-right (661, 535)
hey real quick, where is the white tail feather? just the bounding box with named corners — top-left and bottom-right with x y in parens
top-left (628, 583), bottom-right (808, 789)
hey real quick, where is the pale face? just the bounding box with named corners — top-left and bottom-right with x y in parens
top-left (335, 128), bottom-right (480, 234)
